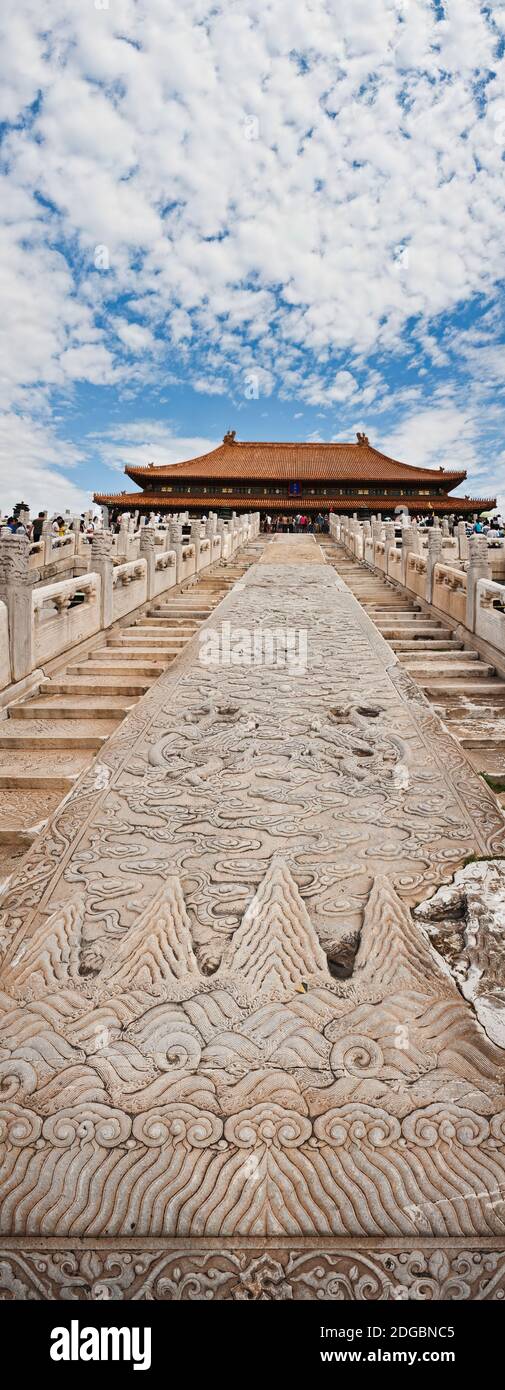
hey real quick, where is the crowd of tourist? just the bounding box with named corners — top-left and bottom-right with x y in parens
top-left (408, 512), bottom-right (504, 536)
top-left (261, 511), bottom-right (505, 536)
top-left (2, 501), bottom-right (504, 541)
top-left (263, 512), bottom-right (329, 533)
top-left (0, 505), bottom-right (102, 539)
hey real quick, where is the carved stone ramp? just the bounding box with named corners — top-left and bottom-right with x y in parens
top-left (0, 539), bottom-right (504, 1300)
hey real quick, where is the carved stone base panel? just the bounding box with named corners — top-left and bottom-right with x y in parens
top-left (1, 553), bottom-right (504, 1263)
top-left (1, 1238), bottom-right (505, 1301)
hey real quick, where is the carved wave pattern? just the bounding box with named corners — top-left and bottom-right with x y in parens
top-left (1, 867), bottom-right (505, 1239)
top-left (1, 1097), bottom-right (505, 1237)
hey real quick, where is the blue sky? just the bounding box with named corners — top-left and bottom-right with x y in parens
top-left (1, 1), bottom-right (505, 513)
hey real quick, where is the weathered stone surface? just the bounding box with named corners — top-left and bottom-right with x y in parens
top-left (415, 860), bottom-right (505, 1049)
top-left (0, 540), bottom-right (504, 1296)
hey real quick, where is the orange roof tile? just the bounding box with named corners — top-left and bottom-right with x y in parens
top-left (125, 436), bottom-right (466, 487)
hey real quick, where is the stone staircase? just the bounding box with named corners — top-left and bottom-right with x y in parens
top-left (323, 540), bottom-right (505, 791)
top-left (0, 552), bottom-right (256, 887)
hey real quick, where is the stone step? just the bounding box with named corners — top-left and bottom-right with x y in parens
top-left (49, 676), bottom-right (152, 696)
top-left (423, 680), bottom-right (505, 698)
top-left (9, 697), bottom-right (132, 720)
top-left (459, 739), bottom-right (505, 772)
top-left (131, 625), bottom-right (191, 640)
top-left (378, 625), bottom-right (452, 640)
top-left (0, 749), bottom-right (91, 778)
top-left (107, 632), bottom-right (187, 647)
top-left (0, 789), bottom-right (63, 839)
top-left (375, 614), bottom-right (443, 626)
top-left (407, 662), bottom-right (495, 680)
top-left (149, 613), bottom-right (211, 622)
top-left (91, 648), bottom-right (173, 664)
top-left (367, 606), bottom-right (421, 614)
top-left (71, 661), bottom-right (166, 678)
top-left (400, 644), bottom-right (475, 661)
top-left (0, 729), bottom-right (108, 749)
top-left (105, 644), bottom-right (180, 659)
top-left (0, 842), bottom-right (33, 886)
top-left (140, 618), bottom-right (198, 629)
top-left (395, 640), bottom-right (465, 652)
top-left (151, 604), bottom-right (213, 613)
top-left (0, 772), bottom-right (77, 791)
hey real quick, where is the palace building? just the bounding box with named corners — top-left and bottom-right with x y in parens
top-left (94, 430), bottom-right (495, 519)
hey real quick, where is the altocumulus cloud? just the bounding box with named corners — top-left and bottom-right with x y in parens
top-left (0, 1), bottom-right (504, 507)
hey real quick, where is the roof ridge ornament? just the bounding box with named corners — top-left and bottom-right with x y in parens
top-left (223, 429), bottom-right (236, 444)
top-left (356, 431), bottom-right (369, 445)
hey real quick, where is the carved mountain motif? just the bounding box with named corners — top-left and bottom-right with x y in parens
top-left (98, 877), bottom-right (200, 997)
top-left (217, 858), bottom-right (332, 998)
top-left (353, 875), bottom-right (455, 995)
top-left (2, 896), bottom-right (84, 1000)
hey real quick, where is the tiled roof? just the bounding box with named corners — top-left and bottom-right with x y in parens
top-left (125, 438), bottom-right (466, 486)
top-left (93, 490), bottom-right (495, 514)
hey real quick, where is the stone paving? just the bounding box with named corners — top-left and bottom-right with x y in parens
top-left (0, 537), bottom-right (505, 1300)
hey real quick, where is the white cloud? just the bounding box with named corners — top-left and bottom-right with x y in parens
top-left (90, 422), bottom-right (219, 476)
top-left (0, 413), bottom-right (90, 513)
top-left (376, 401), bottom-right (505, 506)
top-left (0, 1), bottom-right (503, 502)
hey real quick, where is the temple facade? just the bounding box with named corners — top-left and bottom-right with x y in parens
top-left (94, 429), bottom-right (495, 520)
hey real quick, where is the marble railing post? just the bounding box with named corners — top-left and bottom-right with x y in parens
top-left (168, 521), bottom-right (183, 584)
top-left (217, 519), bottom-right (227, 557)
top-left (118, 516), bottom-right (129, 561)
top-left (190, 518), bottom-right (202, 570)
top-left (384, 520), bottom-right (396, 571)
top-left (441, 518), bottom-right (450, 537)
top-left (42, 517), bottom-right (53, 566)
top-left (401, 526), bottom-right (413, 585)
top-left (91, 530), bottom-right (113, 628)
top-left (139, 526), bottom-right (156, 599)
top-left (101, 505), bottom-right (109, 530)
top-left (426, 525), bottom-right (443, 603)
top-left (371, 522), bottom-right (382, 562)
top-left (0, 532), bottom-right (40, 681)
top-left (457, 520), bottom-right (469, 562)
top-left (466, 535), bottom-right (490, 632)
